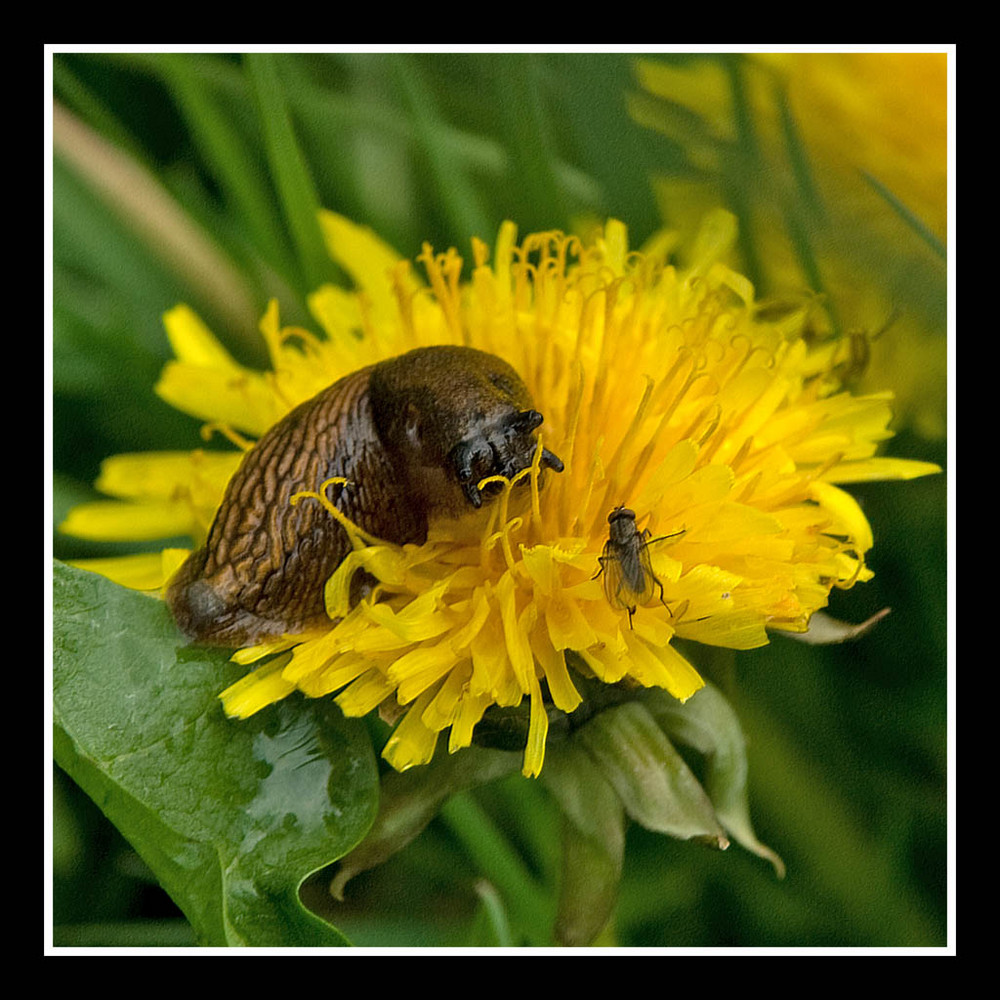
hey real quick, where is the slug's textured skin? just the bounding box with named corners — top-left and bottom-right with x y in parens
top-left (166, 345), bottom-right (563, 647)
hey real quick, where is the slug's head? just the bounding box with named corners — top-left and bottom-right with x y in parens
top-left (369, 345), bottom-right (564, 513)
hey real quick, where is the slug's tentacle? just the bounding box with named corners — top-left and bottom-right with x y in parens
top-left (449, 409), bottom-right (562, 507)
top-left (167, 346), bottom-right (563, 647)
top-left (540, 448), bottom-right (564, 473)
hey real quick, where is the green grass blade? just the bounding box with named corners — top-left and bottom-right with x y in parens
top-left (862, 169), bottom-right (947, 259)
top-left (774, 78), bottom-right (825, 220)
top-left (53, 56), bottom-right (148, 165)
top-left (486, 55), bottom-right (565, 233)
top-left (552, 54), bottom-right (661, 245)
top-left (54, 102), bottom-right (259, 338)
top-left (155, 53), bottom-right (297, 283)
top-left (391, 54), bottom-right (493, 245)
top-left (244, 54), bottom-right (337, 291)
top-left (439, 792), bottom-right (554, 945)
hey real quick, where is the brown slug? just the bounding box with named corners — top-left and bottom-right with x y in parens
top-left (166, 345), bottom-right (564, 647)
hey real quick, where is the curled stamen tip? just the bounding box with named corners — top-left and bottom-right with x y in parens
top-left (320, 476), bottom-right (354, 492)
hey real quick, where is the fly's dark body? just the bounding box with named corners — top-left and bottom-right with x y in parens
top-left (594, 506), bottom-right (679, 628)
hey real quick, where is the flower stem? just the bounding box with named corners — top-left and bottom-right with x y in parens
top-left (439, 792), bottom-right (554, 945)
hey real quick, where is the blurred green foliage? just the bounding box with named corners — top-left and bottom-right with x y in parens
top-left (50, 51), bottom-right (948, 948)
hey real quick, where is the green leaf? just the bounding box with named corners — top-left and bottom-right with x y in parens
top-left (642, 683), bottom-right (785, 877)
top-left (52, 561), bottom-right (379, 946)
top-left (575, 701), bottom-right (728, 848)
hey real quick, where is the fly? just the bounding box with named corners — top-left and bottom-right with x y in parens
top-left (593, 506), bottom-right (684, 629)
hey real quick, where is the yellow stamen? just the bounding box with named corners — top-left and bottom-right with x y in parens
top-left (289, 477), bottom-right (387, 549)
top-left (199, 422), bottom-right (255, 452)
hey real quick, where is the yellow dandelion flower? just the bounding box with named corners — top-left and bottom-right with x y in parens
top-left (61, 210), bottom-right (939, 779)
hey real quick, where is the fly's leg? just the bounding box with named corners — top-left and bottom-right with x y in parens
top-left (655, 575), bottom-right (669, 613)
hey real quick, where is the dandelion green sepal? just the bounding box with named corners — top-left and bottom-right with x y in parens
top-left (575, 701), bottom-right (729, 847)
top-left (643, 682), bottom-right (785, 877)
top-left (541, 742), bottom-right (626, 946)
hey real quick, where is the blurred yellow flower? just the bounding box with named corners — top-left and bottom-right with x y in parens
top-left (61, 210), bottom-right (939, 777)
top-left (632, 52), bottom-right (948, 439)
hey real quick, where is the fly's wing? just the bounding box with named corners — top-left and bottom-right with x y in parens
top-left (599, 541), bottom-right (629, 610)
top-left (597, 542), bottom-right (640, 609)
top-left (633, 543), bottom-right (659, 605)
top-left (601, 539), bottom-right (659, 611)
